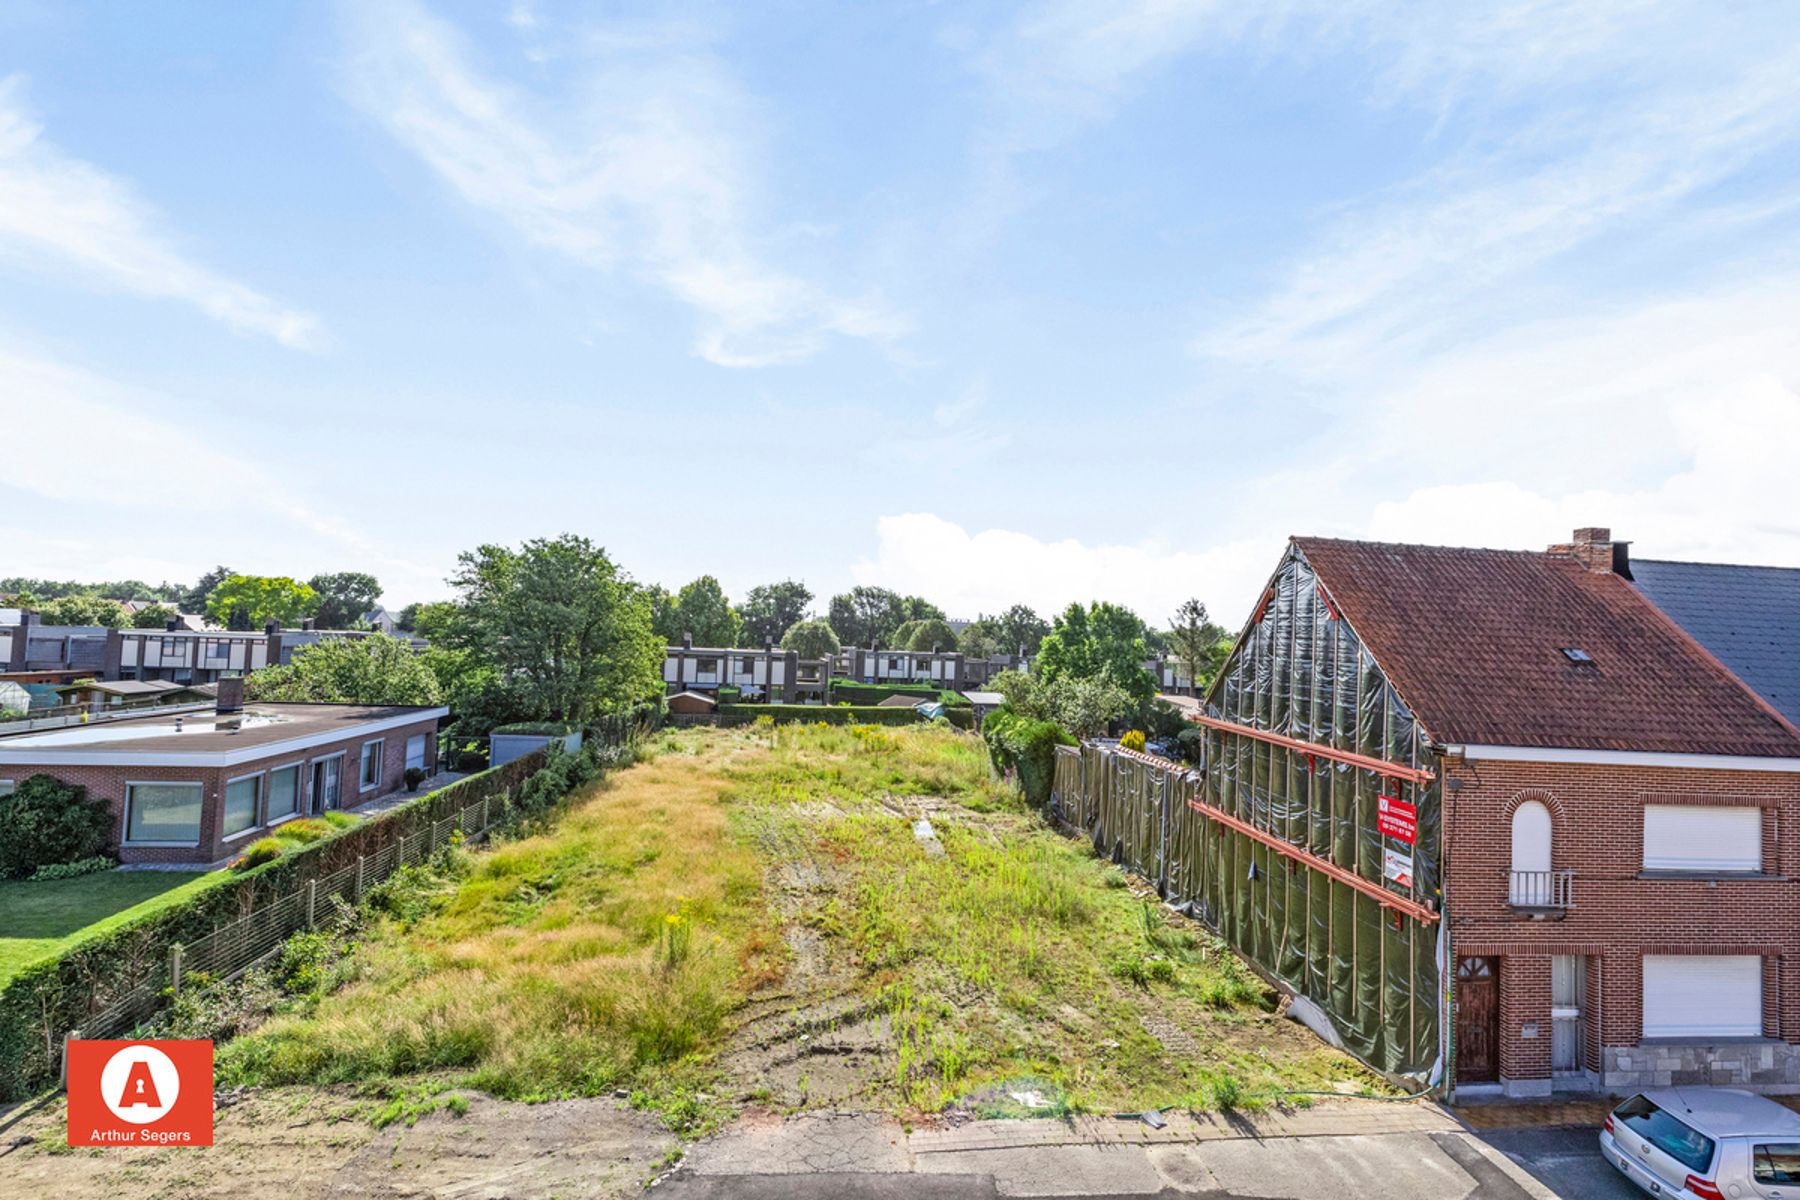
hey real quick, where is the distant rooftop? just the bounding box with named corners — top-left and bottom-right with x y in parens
top-left (1631, 557), bottom-right (1800, 730)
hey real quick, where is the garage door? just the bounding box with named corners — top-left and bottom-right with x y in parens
top-left (1643, 955), bottom-right (1762, 1038)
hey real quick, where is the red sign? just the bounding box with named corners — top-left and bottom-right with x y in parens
top-left (1377, 793), bottom-right (1417, 845)
top-left (67, 1040), bottom-right (213, 1147)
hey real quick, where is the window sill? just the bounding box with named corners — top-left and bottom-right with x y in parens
top-left (220, 825), bottom-right (261, 844)
top-left (1636, 870), bottom-right (1781, 881)
top-left (266, 812), bottom-right (301, 828)
top-left (123, 840), bottom-right (202, 849)
top-left (1637, 1036), bottom-right (1778, 1047)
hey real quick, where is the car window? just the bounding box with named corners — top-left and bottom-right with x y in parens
top-left (1756, 1144), bottom-right (1800, 1185)
top-left (1614, 1096), bottom-right (1717, 1173)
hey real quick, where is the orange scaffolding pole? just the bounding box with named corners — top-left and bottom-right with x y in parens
top-left (1188, 714), bottom-right (1436, 785)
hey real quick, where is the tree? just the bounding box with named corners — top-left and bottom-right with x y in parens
top-left (903, 617), bottom-right (958, 652)
top-left (995, 604), bottom-right (1050, 657)
top-left (307, 572), bottom-right (383, 629)
top-left (205, 575), bottom-right (318, 630)
top-left (245, 634), bottom-right (445, 706)
top-left (898, 595), bottom-right (945, 623)
top-left (1035, 601), bottom-right (1156, 706)
top-left (781, 617), bottom-right (841, 660)
top-left (33, 594), bottom-right (127, 628)
top-left (406, 601), bottom-right (462, 642)
top-left (452, 534), bottom-right (662, 722)
top-left (131, 604), bottom-right (179, 629)
top-left (1166, 598), bottom-right (1231, 696)
top-left (0, 775), bottom-right (113, 879)
top-left (828, 586), bottom-right (906, 649)
top-left (646, 584), bottom-right (680, 643)
top-left (739, 580), bottom-right (812, 647)
top-left (181, 565), bottom-right (233, 614)
top-left (989, 669), bottom-right (1128, 739)
top-left (670, 576), bottom-right (741, 647)
top-left (959, 616), bottom-right (1002, 659)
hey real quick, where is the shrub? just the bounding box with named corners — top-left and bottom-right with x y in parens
top-left (490, 722), bottom-right (579, 737)
top-left (827, 680), bottom-right (970, 708)
top-left (272, 819), bottom-right (336, 845)
top-left (982, 709), bottom-right (1076, 807)
top-left (0, 775), bottom-right (114, 879)
top-left (1174, 726), bottom-right (1205, 764)
top-left (1119, 730), bottom-right (1146, 752)
top-left (405, 767), bottom-right (427, 792)
top-left (718, 703), bottom-right (972, 729)
top-left (27, 855), bottom-right (116, 882)
top-left (233, 838), bottom-right (285, 871)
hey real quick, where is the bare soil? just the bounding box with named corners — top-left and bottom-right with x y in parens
top-left (1, 1087), bottom-right (676, 1200)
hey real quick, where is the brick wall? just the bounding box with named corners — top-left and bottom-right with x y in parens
top-left (1445, 756), bottom-right (1800, 1092)
top-left (6, 718), bottom-right (438, 866)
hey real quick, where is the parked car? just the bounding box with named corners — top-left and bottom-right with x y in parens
top-left (1601, 1088), bottom-right (1800, 1200)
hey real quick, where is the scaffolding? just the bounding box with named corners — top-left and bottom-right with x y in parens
top-left (1050, 545), bottom-right (1443, 1083)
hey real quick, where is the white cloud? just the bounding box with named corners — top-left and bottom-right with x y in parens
top-left (0, 77), bottom-right (321, 349)
top-left (338, 1), bottom-right (906, 368)
top-left (0, 346), bottom-right (441, 598)
top-left (852, 512), bottom-right (1278, 627)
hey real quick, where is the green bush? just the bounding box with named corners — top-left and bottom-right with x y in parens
top-left (233, 838), bottom-right (285, 871)
top-left (490, 721), bottom-right (579, 737)
top-left (1174, 726), bottom-right (1205, 764)
top-left (983, 709), bottom-right (1076, 807)
top-left (26, 855), bottom-right (116, 882)
top-left (0, 775), bottom-right (114, 880)
top-left (1119, 730), bottom-right (1146, 752)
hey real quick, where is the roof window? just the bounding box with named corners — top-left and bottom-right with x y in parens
top-left (1560, 647), bottom-right (1594, 664)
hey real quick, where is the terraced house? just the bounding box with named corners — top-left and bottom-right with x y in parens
top-left (1195, 527), bottom-right (1800, 1098)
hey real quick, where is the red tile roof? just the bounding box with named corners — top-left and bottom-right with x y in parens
top-left (1292, 537), bottom-right (1800, 757)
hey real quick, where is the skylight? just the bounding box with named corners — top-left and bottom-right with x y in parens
top-left (1560, 647), bottom-right (1594, 664)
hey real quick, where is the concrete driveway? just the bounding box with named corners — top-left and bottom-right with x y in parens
top-left (1473, 1127), bottom-right (1639, 1200)
top-left (651, 1102), bottom-right (1585, 1199)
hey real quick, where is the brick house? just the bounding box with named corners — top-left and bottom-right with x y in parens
top-left (1198, 528), bottom-right (1800, 1097)
top-left (663, 635), bottom-right (830, 704)
top-left (0, 687), bottom-right (447, 865)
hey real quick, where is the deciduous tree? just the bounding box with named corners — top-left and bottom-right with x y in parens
top-left (1035, 601), bottom-right (1156, 705)
top-left (205, 575), bottom-right (318, 630)
top-left (130, 604), bottom-right (179, 629)
top-left (451, 534), bottom-right (661, 722)
top-left (739, 580), bottom-right (812, 647)
top-left (33, 594), bottom-right (128, 628)
top-left (307, 572), bottom-right (383, 629)
top-left (670, 576), bottom-right (741, 647)
top-left (828, 586), bottom-right (906, 648)
top-left (245, 634), bottom-right (445, 706)
top-left (780, 617), bottom-right (841, 660)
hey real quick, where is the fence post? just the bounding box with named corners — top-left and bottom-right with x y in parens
top-left (305, 879), bottom-right (318, 929)
top-left (429, 819), bottom-right (439, 854)
top-left (483, 795), bottom-right (491, 832)
top-left (62, 1029), bottom-right (81, 1088)
top-left (169, 943), bottom-right (184, 997)
top-left (355, 854), bottom-right (366, 901)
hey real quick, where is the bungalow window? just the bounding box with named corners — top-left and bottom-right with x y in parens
top-left (1643, 804), bottom-right (1761, 873)
top-left (208, 643), bottom-right (231, 660)
top-left (360, 738), bottom-right (385, 790)
top-left (405, 735), bottom-right (427, 772)
top-left (697, 657), bottom-right (718, 673)
top-left (266, 764), bottom-right (300, 821)
top-left (887, 657), bottom-right (902, 671)
top-left (222, 774), bottom-right (261, 839)
top-left (0, 780), bottom-right (13, 797)
top-left (161, 637), bottom-right (181, 656)
top-left (126, 782), bottom-right (203, 844)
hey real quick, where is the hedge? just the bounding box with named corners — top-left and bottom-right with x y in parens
top-left (826, 680), bottom-right (971, 707)
top-left (983, 708), bottom-right (1076, 807)
top-left (491, 721), bottom-right (580, 736)
top-left (0, 751), bottom-right (550, 1101)
top-left (719, 703), bottom-right (973, 729)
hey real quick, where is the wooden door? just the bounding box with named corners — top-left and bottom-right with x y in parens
top-left (1456, 956), bottom-right (1500, 1083)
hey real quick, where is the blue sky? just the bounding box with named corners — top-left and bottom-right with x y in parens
top-left (4, 2), bottom-right (1800, 627)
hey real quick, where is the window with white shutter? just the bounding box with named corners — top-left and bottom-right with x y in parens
top-left (1643, 955), bottom-right (1762, 1038)
top-left (1642, 805), bottom-right (1760, 872)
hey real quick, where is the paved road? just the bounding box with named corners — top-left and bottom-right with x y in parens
top-left (650, 1107), bottom-right (1594, 1199)
top-left (1474, 1127), bottom-right (1638, 1200)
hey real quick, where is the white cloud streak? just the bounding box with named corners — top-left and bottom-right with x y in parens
top-left (0, 77), bottom-right (322, 349)
top-left (338, 1), bottom-right (906, 368)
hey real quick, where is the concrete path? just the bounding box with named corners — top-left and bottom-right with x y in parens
top-left (654, 1101), bottom-right (1562, 1199)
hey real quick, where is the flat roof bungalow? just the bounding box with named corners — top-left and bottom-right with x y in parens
top-left (0, 690), bottom-right (447, 866)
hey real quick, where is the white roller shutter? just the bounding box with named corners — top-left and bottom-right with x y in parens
top-left (1643, 955), bottom-right (1762, 1038)
top-left (1642, 805), bottom-right (1760, 872)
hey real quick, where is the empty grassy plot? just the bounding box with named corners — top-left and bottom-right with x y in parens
top-left (0, 869), bottom-right (223, 986)
top-left (217, 750), bottom-right (777, 1102)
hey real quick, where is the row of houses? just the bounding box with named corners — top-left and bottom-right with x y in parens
top-left (0, 614), bottom-right (398, 693)
top-left (659, 636), bottom-right (1028, 704)
top-left (1123, 526), bottom-right (1800, 1099)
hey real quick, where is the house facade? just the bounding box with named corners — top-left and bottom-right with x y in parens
top-left (839, 647), bottom-right (965, 688)
top-left (1201, 528), bottom-right (1800, 1097)
top-left (0, 689), bottom-right (446, 865)
top-left (662, 636), bottom-right (829, 704)
top-left (0, 613), bottom-right (382, 687)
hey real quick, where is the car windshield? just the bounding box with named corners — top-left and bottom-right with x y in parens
top-left (1614, 1096), bottom-right (1717, 1174)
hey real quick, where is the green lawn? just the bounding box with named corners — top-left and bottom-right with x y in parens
top-left (0, 869), bottom-right (224, 986)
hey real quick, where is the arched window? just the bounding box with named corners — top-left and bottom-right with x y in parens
top-left (1510, 800), bottom-right (1553, 905)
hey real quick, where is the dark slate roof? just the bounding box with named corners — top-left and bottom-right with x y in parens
top-left (1630, 558), bottom-right (1800, 729)
top-left (1292, 537), bottom-right (1800, 757)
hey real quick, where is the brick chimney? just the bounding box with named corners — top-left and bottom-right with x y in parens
top-left (215, 675), bottom-right (245, 714)
top-left (682, 631), bottom-right (694, 650)
top-left (1550, 527), bottom-right (1630, 575)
